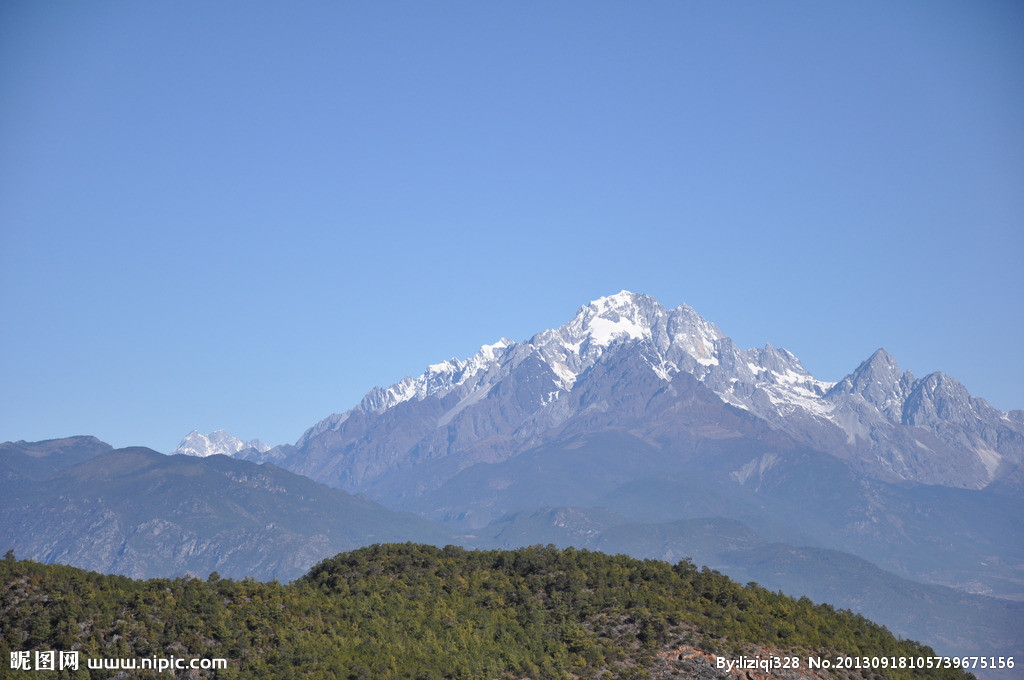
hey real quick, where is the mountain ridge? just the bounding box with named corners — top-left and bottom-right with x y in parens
top-left (0, 444), bottom-right (450, 581)
top-left (173, 429), bottom-right (271, 458)
top-left (237, 291), bottom-right (1021, 493)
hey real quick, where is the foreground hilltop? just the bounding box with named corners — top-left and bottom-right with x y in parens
top-left (1, 544), bottom-right (978, 680)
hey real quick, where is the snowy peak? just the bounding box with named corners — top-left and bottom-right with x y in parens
top-left (302, 291), bottom-right (848, 443)
top-left (532, 291), bottom-right (660, 351)
top-left (528, 291), bottom-right (728, 389)
top-left (574, 291), bottom-right (661, 347)
top-left (706, 340), bottom-right (833, 420)
top-left (527, 291), bottom-right (665, 388)
top-left (663, 302), bottom-right (726, 366)
top-left (575, 291), bottom-right (725, 360)
top-left (825, 350), bottom-right (994, 430)
top-left (320, 291), bottom-right (807, 429)
top-left (288, 291), bottom-right (1022, 493)
top-left (173, 430), bottom-right (270, 458)
top-left (357, 292), bottom-right (680, 417)
top-left (355, 338), bottom-right (517, 416)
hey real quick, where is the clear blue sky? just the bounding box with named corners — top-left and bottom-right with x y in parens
top-left (2, 1), bottom-right (1022, 452)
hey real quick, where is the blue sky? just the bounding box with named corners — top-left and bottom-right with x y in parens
top-left (2, 1), bottom-right (1022, 451)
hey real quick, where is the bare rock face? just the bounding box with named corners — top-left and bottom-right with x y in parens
top-left (823, 351), bottom-right (1024, 488)
top-left (653, 644), bottom-right (847, 680)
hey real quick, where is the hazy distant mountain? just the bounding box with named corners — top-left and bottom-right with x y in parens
top-left (0, 435), bottom-right (112, 481)
top-left (0, 444), bottom-right (449, 581)
top-left (478, 509), bottom-right (1024, 661)
top-left (173, 429), bottom-right (272, 458)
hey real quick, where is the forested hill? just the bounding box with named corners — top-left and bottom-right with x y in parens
top-left (1, 544), bottom-right (977, 680)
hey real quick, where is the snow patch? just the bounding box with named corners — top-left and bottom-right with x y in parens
top-left (549, 361), bottom-right (578, 389)
top-left (649, 358), bottom-right (677, 381)
top-left (731, 453), bottom-right (779, 486)
top-left (437, 384), bottom-right (494, 427)
top-left (976, 446), bottom-right (1003, 480)
top-left (585, 315), bottom-right (646, 347)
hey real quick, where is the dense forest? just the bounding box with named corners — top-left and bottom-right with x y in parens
top-left (1, 544), bottom-right (977, 679)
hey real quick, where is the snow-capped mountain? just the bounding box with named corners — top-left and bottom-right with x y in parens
top-left (173, 430), bottom-right (270, 458)
top-left (298, 292), bottom-right (829, 443)
top-left (253, 291), bottom-right (1022, 495)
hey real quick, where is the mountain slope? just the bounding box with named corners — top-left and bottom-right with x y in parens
top-left (477, 510), bottom-right (1024, 662)
top-left (0, 544), bottom-right (978, 680)
top-left (0, 445), bottom-right (449, 581)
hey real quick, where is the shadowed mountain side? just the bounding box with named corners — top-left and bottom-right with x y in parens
top-left (594, 468), bottom-right (1024, 601)
top-left (402, 430), bottom-right (676, 527)
top-left (0, 448), bottom-right (451, 581)
top-left (390, 359), bottom-right (815, 523)
top-left (402, 416), bottom-right (1023, 600)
